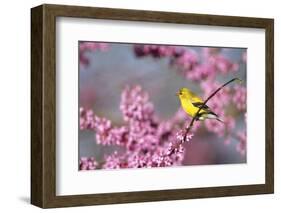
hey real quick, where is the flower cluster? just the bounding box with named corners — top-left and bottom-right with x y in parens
top-left (79, 42), bottom-right (109, 66)
top-left (232, 85), bottom-right (247, 111)
top-left (134, 45), bottom-right (179, 58)
top-left (79, 157), bottom-right (98, 170)
top-left (80, 107), bottom-right (128, 146)
top-left (101, 130), bottom-right (193, 169)
top-left (80, 86), bottom-right (193, 170)
top-left (236, 131), bottom-right (246, 155)
top-left (80, 107), bottom-right (95, 130)
top-left (134, 45), bottom-right (238, 81)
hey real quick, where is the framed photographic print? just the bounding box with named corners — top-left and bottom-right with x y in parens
top-left (31, 4), bottom-right (274, 208)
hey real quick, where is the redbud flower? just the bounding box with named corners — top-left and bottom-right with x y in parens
top-left (236, 131), bottom-right (246, 155)
top-left (80, 86), bottom-right (194, 169)
top-left (232, 85), bottom-right (247, 110)
top-left (80, 107), bottom-right (95, 130)
top-left (79, 42), bottom-right (109, 66)
top-left (79, 157), bottom-right (98, 170)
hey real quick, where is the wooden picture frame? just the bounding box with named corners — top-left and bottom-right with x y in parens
top-left (31, 4), bottom-right (274, 208)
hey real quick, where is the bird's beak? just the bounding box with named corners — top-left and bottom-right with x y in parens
top-left (175, 92), bottom-right (179, 96)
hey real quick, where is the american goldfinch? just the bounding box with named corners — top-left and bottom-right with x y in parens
top-left (176, 87), bottom-right (223, 122)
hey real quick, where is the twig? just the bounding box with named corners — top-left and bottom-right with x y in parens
top-left (183, 78), bottom-right (242, 142)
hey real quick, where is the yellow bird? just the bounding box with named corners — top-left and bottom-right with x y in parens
top-left (176, 87), bottom-right (223, 122)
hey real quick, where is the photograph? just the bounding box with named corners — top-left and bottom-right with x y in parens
top-left (79, 42), bottom-right (247, 170)
top-left (29, 3), bottom-right (274, 208)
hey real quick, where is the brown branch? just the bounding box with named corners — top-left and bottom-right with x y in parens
top-left (183, 78), bottom-right (242, 142)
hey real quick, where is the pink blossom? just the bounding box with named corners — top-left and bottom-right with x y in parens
top-left (102, 131), bottom-right (193, 169)
top-left (202, 47), bottom-right (221, 57)
top-left (95, 118), bottom-right (128, 146)
top-left (174, 50), bottom-right (199, 71)
top-left (80, 107), bottom-right (95, 130)
top-left (80, 86), bottom-right (194, 169)
top-left (166, 131), bottom-right (193, 155)
top-left (79, 157), bottom-right (98, 170)
top-left (224, 137), bottom-right (231, 145)
top-left (128, 131), bottom-right (193, 168)
top-left (201, 80), bottom-right (231, 107)
top-left (134, 44), bottom-right (177, 58)
top-left (205, 119), bottom-right (225, 137)
top-left (236, 131), bottom-right (246, 155)
top-left (209, 55), bottom-right (239, 74)
top-left (79, 42), bottom-right (109, 66)
top-left (202, 115), bottom-right (238, 145)
top-left (103, 152), bottom-right (127, 169)
top-left (134, 45), bottom-right (241, 82)
top-left (119, 85), bottom-right (161, 152)
top-left (80, 107), bottom-right (128, 145)
top-left (224, 116), bottom-right (236, 132)
top-left (80, 42), bottom-right (108, 52)
top-left (126, 151), bottom-right (175, 168)
top-left (120, 85), bottom-right (154, 122)
top-left (183, 48), bottom-right (238, 80)
top-left (232, 85), bottom-right (247, 110)
top-left (185, 63), bottom-right (215, 81)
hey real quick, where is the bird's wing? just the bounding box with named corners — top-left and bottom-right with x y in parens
top-left (191, 102), bottom-right (210, 110)
top-left (191, 102), bottom-right (218, 116)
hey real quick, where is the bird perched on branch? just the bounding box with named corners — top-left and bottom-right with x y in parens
top-left (176, 87), bottom-right (223, 123)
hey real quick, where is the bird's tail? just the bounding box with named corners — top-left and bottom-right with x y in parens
top-left (203, 112), bottom-right (224, 124)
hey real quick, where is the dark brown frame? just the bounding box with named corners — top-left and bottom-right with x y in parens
top-left (31, 4), bottom-right (274, 208)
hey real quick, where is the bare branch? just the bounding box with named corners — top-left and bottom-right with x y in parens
top-left (183, 78), bottom-right (242, 141)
